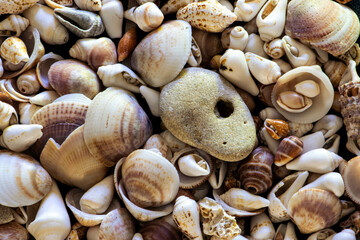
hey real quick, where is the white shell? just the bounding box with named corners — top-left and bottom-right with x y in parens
top-left (99, 0), bottom-right (123, 39)
top-left (219, 0), bottom-right (233, 11)
top-left (208, 160), bottom-right (227, 189)
top-left (234, 0), bottom-right (267, 22)
top-left (307, 229), bottom-right (336, 240)
top-left (244, 33), bottom-right (268, 59)
top-left (18, 103), bottom-right (42, 124)
top-left (74, 0), bottom-right (101, 11)
top-left (178, 154), bottom-right (210, 177)
top-left (282, 36), bottom-right (316, 68)
top-left (250, 213), bottom-right (275, 240)
top-left (294, 80), bottom-right (320, 98)
top-left (328, 229), bottom-right (356, 240)
top-left (264, 38), bottom-right (285, 59)
top-left (273, 59), bottom-right (292, 74)
top-left (299, 172), bottom-right (344, 197)
top-left (221, 26), bottom-right (248, 51)
top-left (219, 49), bottom-right (259, 96)
top-left (0, 15), bottom-right (29, 37)
top-left (125, 2), bottom-right (163, 32)
top-left (323, 134), bottom-right (341, 154)
top-left (300, 131), bottom-right (325, 154)
top-left (259, 107), bottom-right (285, 121)
top-left (139, 86), bottom-right (160, 117)
top-left (245, 52), bottom-right (281, 85)
top-left (312, 114), bottom-right (343, 139)
top-left (286, 148), bottom-right (343, 173)
top-left (0, 101), bottom-right (18, 131)
top-left (289, 122), bottom-right (313, 137)
top-left (27, 181), bottom-right (71, 240)
top-left (29, 90), bottom-right (60, 106)
top-left (0, 124), bottom-right (42, 152)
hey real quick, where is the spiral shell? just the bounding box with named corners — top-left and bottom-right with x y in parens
top-left (16, 69), bottom-right (40, 95)
top-left (0, 101), bottom-right (18, 131)
top-left (221, 26), bottom-right (248, 51)
top-left (264, 38), bottom-right (284, 59)
top-left (323, 60), bottom-right (347, 89)
top-left (125, 2), bottom-right (164, 32)
top-left (0, 36), bottom-right (29, 65)
top-left (0, 15), bottom-right (29, 37)
top-left (342, 156), bottom-right (360, 204)
top-left (275, 136), bottom-right (303, 167)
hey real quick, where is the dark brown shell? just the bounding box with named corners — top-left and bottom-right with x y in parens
top-left (118, 27), bottom-right (137, 62)
top-left (140, 218), bottom-right (182, 240)
top-left (274, 136), bottom-right (303, 167)
top-left (264, 119), bottom-right (290, 140)
top-left (238, 146), bottom-right (273, 194)
top-left (0, 222), bottom-right (28, 240)
top-left (258, 84), bottom-right (275, 107)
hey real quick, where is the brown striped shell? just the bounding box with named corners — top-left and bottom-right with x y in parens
top-left (238, 146), bottom-right (274, 195)
top-left (275, 136), bottom-right (303, 167)
top-left (264, 119), bottom-right (290, 140)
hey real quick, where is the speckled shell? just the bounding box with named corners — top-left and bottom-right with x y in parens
top-left (0, 15), bottom-right (29, 37)
top-left (161, 0), bottom-right (197, 15)
top-left (131, 20), bottom-right (192, 88)
top-left (0, 0), bottom-right (39, 14)
top-left (176, 0), bottom-right (237, 33)
top-left (238, 146), bottom-right (274, 195)
top-left (0, 37), bottom-right (29, 65)
top-left (285, 0), bottom-right (360, 56)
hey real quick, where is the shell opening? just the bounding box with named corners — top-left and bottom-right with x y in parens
top-left (122, 72), bottom-right (142, 86)
top-left (261, 0), bottom-right (279, 19)
top-left (214, 99), bottom-right (234, 118)
top-left (277, 91), bottom-right (312, 113)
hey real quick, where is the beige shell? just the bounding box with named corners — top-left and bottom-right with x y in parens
top-left (0, 15), bottom-right (29, 37)
top-left (125, 2), bottom-right (164, 32)
top-left (23, 4), bottom-right (69, 45)
top-left (300, 172), bottom-right (344, 197)
top-left (282, 36), bottom-right (317, 68)
top-left (98, 208), bottom-right (135, 240)
top-left (312, 114), bottom-right (343, 138)
top-left (274, 222), bottom-right (297, 240)
top-left (323, 60), bottom-right (347, 89)
top-left (300, 131), bottom-right (325, 154)
top-left (0, 150), bottom-right (52, 207)
top-left (264, 38), bottom-right (285, 59)
top-left (0, 101), bottom-right (18, 131)
top-left (0, 205), bottom-right (14, 225)
top-left (99, 0), bottom-right (124, 39)
top-left (245, 52), bottom-right (281, 85)
top-left (234, 0), bottom-right (267, 22)
top-left (208, 160), bottom-right (227, 189)
top-left (0, 78), bottom-right (35, 103)
top-left (36, 52), bottom-right (63, 90)
top-left (40, 125), bottom-right (108, 190)
top-left (244, 33), bottom-right (268, 59)
top-left (0, 0), bottom-right (39, 14)
top-left (0, 58), bottom-right (3, 78)
top-left (271, 65), bottom-right (334, 123)
top-left (250, 213), bottom-right (275, 239)
top-left (131, 20), bottom-right (192, 88)
top-left (285, 0), bottom-right (360, 56)
top-left (18, 103), bottom-right (41, 124)
top-left (221, 26), bottom-right (248, 51)
top-left (176, 0), bottom-right (237, 33)
top-left (83, 87), bottom-right (152, 167)
top-left (161, 0), bottom-right (197, 15)
top-left (143, 134), bottom-right (172, 160)
top-left (342, 156), bottom-right (360, 204)
top-left (16, 69), bottom-right (40, 95)
top-left (273, 59), bottom-right (292, 74)
top-left (307, 229), bottom-right (336, 240)
top-left (74, 0), bottom-right (101, 11)
top-left (0, 36), bottom-right (29, 65)
top-left (69, 37), bottom-right (117, 70)
top-left (289, 121), bottom-right (313, 137)
top-left (44, 0), bottom-right (73, 8)
top-left (29, 90), bottom-right (60, 106)
top-left (288, 188), bottom-right (342, 234)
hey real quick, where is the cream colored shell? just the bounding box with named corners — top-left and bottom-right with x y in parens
top-left (0, 0), bottom-right (39, 14)
top-left (0, 15), bottom-right (29, 37)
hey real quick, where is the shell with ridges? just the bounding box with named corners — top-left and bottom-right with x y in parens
top-left (342, 156), bottom-right (360, 204)
top-left (98, 208), bottom-right (135, 240)
top-left (289, 121), bottom-right (313, 137)
top-left (0, 36), bottom-right (29, 65)
top-left (245, 52), bottom-right (281, 85)
top-left (0, 15), bottom-right (29, 37)
top-left (264, 38), bottom-right (284, 59)
top-left (74, 0), bottom-right (101, 11)
top-left (234, 0), bottom-right (267, 22)
top-left (143, 134), bottom-right (171, 160)
top-left (264, 119), bottom-right (290, 140)
top-left (99, 0), bottom-right (123, 39)
top-left (17, 69), bottom-right (40, 95)
top-left (139, 217), bottom-right (182, 240)
top-left (0, 0), bottom-right (39, 14)
top-left (275, 136), bottom-right (303, 166)
top-left (323, 60), bottom-right (346, 89)
top-left (125, 2), bottom-right (164, 32)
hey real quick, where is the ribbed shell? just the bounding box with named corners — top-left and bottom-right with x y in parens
top-left (0, 0), bottom-right (39, 14)
top-left (0, 15), bottom-right (29, 37)
top-left (285, 0), bottom-right (360, 56)
top-left (84, 87), bottom-right (152, 167)
top-left (342, 156), bottom-right (360, 204)
top-left (238, 146), bottom-right (273, 195)
top-left (0, 150), bottom-right (52, 207)
top-left (275, 136), bottom-right (303, 167)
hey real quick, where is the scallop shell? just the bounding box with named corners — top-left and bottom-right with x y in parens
top-left (54, 8), bottom-right (104, 38)
top-left (99, 0), bottom-right (124, 39)
top-left (0, 150), bottom-right (52, 207)
top-left (131, 20), bottom-right (192, 88)
top-left (0, 36), bottom-right (29, 65)
top-left (125, 2), bottom-right (164, 32)
top-left (285, 0), bottom-right (360, 56)
top-left (288, 188), bottom-right (342, 234)
top-left (176, 0), bottom-right (237, 33)
top-left (84, 87), bottom-right (152, 167)
top-left (0, 15), bottom-right (29, 37)
top-left (23, 4), bottom-right (69, 45)
top-left (0, 0), bottom-right (39, 14)
top-left (117, 27), bottom-right (137, 62)
top-left (99, 208), bottom-right (135, 240)
top-left (74, 0), bottom-right (101, 11)
top-left (234, 0), bottom-right (267, 22)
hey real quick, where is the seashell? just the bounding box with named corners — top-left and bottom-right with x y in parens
top-left (323, 60), bottom-right (346, 89)
top-left (125, 2), bottom-right (164, 32)
top-left (97, 64), bottom-right (145, 93)
top-left (66, 223), bottom-right (87, 240)
top-left (275, 136), bottom-right (303, 167)
top-left (244, 33), bottom-right (268, 59)
top-left (99, 0), bottom-right (124, 39)
top-left (208, 160), bottom-right (227, 190)
top-left (27, 181), bottom-right (71, 240)
top-left (98, 208), bottom-right (135, 240)
top-left (285, 0), bottom-right (360, 56)
top-left (264, 119), bottom-right (290, 140)
top-left (0, 15), bottom-right (29, 37)
top-left (35, 52), bottom-right (63, 90)
top-left (330, 229), bottom-right (356, 240)
top-left (0, 78), bottom-right (34, 102)
top-left (250, 213), bottom-right (275, 239)
top-left (84, 87), bottom-right (152, 167)
top-left (294, 80), bottom-right (320, 98)
top-left (131, 20), bottom-right (192, 88)
top-left (276, 91), bottom-right (313, 113)
top-left (66, 188), bottom-right (121, 227)
top-left (340, 211), bottom-right (360, 235)
top-left (245, 52), bottom-right (281, 85)
top-left (259, 126), bottom-right (279, 155)
top-left (237, 88), bottom-right (256, 113)
top-left (221, 26), bottom-right (248, 51)
top-left (340, 200), bottom-right (356, 219)
top-left (267, 171), bottom-right (309, 223)
top-left (271, 65), bottom-right (334, 123)
top-left (18, 103), bottom-right (41, 124)
top-left (0, 205), bottom-right (14, 225)
top-left (160, 130), bottom-right (188, 152)
top-left (219, 49), bottom-right (259, 96)
top-left (286, 148), bottom-right (343, 173)
top-left (337, 43), bottom-right (360, 66)
top-left (342, 156), bottom-right (360, 204)
top-left (273, 59), bottom-right (292, 74)
top-left (74, 0), bottom-right (101, 11)
top-left (44, 0), bottom-right (73, 8)
top-left (161, 0), bottom-right (197, 15)
top-left (0, 58), bottom-right (3, 78)
top-left (143, 134), bottom-right (172, 160)
top-left (117, 27), bottom-right (137, 62)
top-left (0, 221), bottom-right (28, 240)
top-left (140, 86), bottom-right (160, 117)
top-left (187, 37), bottom-right (202, 67)
top-left (307, 229), bottom-right (336, 240)
top-left (40, 125), bottom-right (108, 190)
top-left (0, 0), bottom-right (39, 14)
top-left (0, 36), bottom-right (29, 65)
top-left (132, 233), bottom-right (144, 240)
top-left (140, 216), bottom-right (182, 240)
top-left (300, 131), bottom-right (325, 154)
top-left (29, 90), bottom-right (59, 106)
top-left (256, 0), bottom-right (287, 42)
top-left (234, 0), bottom-right (267, 22)
top-left (87, 225), bottom-right (100, 240)
top-left (198, 197), bottom-right (241, 239)
top-left (69, 37), bottom-right (117, 71)
top-left (300, 172), bottom-right (344, 198)
top-left (176, 0), bottom-right (237, 33)
top-left (238, 146), bottom-right (273, 194)
top-left (312, 114), bottom-right (343, 139)
top-left (0, 150), bottom-right (52, 207)
top-left (334, 0), bottom-right (353, 3)
top-left (259, 107), bottom-right (285, 121)
top-left (54, 8), bottom-right (104, 38)
top-left (0, 124), bottom-right (42, 152)
top-left (323, 134), bottom-right (340, 154)
top-left (16, 69), bottom-right (40, 95)
top-left (274, 222), bottom-right (297, 240)
top-left (219, 0), bottom-right (233, 11)
top-left (178, 153), bottom-right (210, 177)
top-left (48, 59), bottom-right (100, 99)
top-left (273, 164), bottom-right (291, 180)
top-left (288, 121), bottom-right (313, 137)
top-left (243, 17), bottom-right (258, 34)
top-left (172, 196), bottom-right (202, 240)
top-left (23, 4), bottom-right (69, 45)
top-left (264, 38), bottom-right (284, 59)
top-left (288, 188), bottom-right (342, 234)
top-left (0, 101), bottom-right (18, 131)
top-left (282, 36), bottom-right (317, 68)
top-left (80, 175), bottom-right (114, 214)
top-left (313, 46), bottom-right (329, 64)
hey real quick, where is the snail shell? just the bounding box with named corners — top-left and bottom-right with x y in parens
top-left (125, 2), bottom-right (164, 32)
top-left (0, 36), bottom-right (29, 65)
top-left (275, 136), bottom-right (303, 167)
top-left (0, 15), bottom-right (29, 37)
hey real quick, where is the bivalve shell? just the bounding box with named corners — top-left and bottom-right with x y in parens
top-left (98, 208), bottom-right (135, 240)
top-left (342, 156), bottom-right (360, 204)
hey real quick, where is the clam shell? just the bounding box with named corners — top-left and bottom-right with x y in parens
top-left (99, 208), bottom-right (135, 240)
top-left (288, 188), bottom-right (342, 234)
top-left (131, 20), bottom-right (192, 88)
top-left (285, 0), bottom-right (360, 56)
top-left (0, 36), bottom-right (29, 65)
top-left (84, 87), bottom-right (152, 167)
top-left (54, 8), bottom-right (104, 38)
top-left (74, 0), bottom-right (101, 11)
top-left (0, 15), bottom-right (29, 37)
top-left (342, 156), bottom-right (360, 204)
top-left (0, 150), bottom-right (52, 207)
top-left (125, 2), bottom-right (164, 32)
top-left (0, 221), bottom-right (28, 240)
top-left (36, 52), bottom-right (63, 90)
top-left (0, 0), bottom-right (39, 14)
top-left (99, 0), bottom-right (124, 39)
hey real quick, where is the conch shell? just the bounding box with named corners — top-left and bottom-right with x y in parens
top-left (0, 15), bottom-right (29, 37)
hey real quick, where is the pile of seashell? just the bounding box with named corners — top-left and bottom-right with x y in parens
top-left (0, 0), bottom-right (360, 239)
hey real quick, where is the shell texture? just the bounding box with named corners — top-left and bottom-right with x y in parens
top-left (17, 69), bottom-right (41, 95)
top-left (0, 36), bottom-right (29, 65)
top-left (342, 156), bottom-right (360, 204)
top-left (0, 222), bottom-right (28, 240)
top-left (234, 0), bottom-right (267, 22)
top-left (74, 0), bottom-right (101, 11)
top-left (99, 0), bottom-right (123, 39)
top-left (0, 101), bottom-right (18, 131)
top-left (161, 0), bottom-right (197, 15)
top-left (323, 60), bottom-right (347, 89)
top-left (0, 0), bottom-right (39, 14)
top-left (275, 136), bottom-right (303, 166)
top-left (125, 2), bottom-right (164, 32)
top-left (98, 208), bottom-right (135, 240)
top-left (245, 52), bottom-right (281, 85)
top-left (117, 27), bottom-right (137, 62)
top-left (0, 15), bottom-right (29, 37)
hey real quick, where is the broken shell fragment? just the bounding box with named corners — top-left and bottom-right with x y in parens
top-left (342, 156), bottom-right (360, 204)
top-left (125, 2), bottom-right (164, 32)
top-left (117, 27), bottom-right (137, 62)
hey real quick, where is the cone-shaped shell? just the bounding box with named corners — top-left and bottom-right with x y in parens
top-left (0, 0), bottom-right (39, 14)
top-left (342, 156), bottom-right (360, 204)
top-left (245, 52), bottom-right (281, 85)
top-left (176, 0), bottom-right (237, 33)
top-left (27, 181), bottom-right (71, 240)
top-left (300, 172), bottom-right (344, 197)
top-left (0, 15), bottom-right (29, 37)
top-left (0, 101), bottom-right (18, 131)
top-left (288, 188), bottom-right (342, 234)
top-left (125, 2), bottom-right (164, 32)
top-left (0, 150), bottom-right (52, 207)
top-left (84, 87), bottom-right (152, 167)
top-left (131, 20), bottom-right (192, 88)
top-left (40, 125), bottom-right (108, 190)
top-left (285, 0), bottom-right (360, 56)
top-left (98, 208), bottom-right (135, 240)
top-left (0, 37), bottom-right (29, 65)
